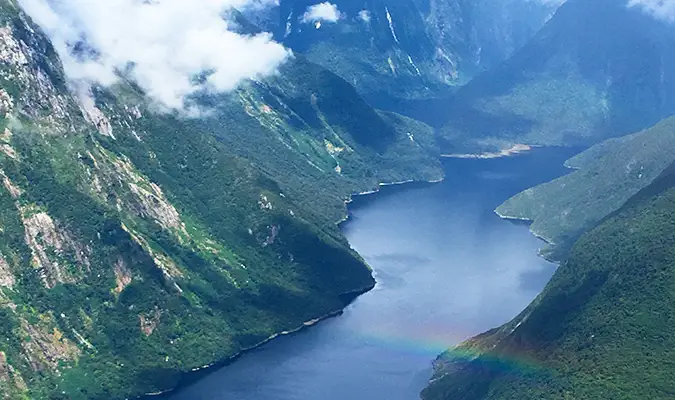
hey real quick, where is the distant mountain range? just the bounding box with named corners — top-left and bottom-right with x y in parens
top-left (438, 0), bottom-right (675, 152)
top-left (244, 0), bottom-right (558, 103)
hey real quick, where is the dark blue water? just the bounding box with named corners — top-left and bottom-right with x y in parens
top-left (165, 148), bottom-right (579, 400)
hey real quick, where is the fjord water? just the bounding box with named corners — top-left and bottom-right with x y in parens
top-left (165, 149), bottom-right (579, 400)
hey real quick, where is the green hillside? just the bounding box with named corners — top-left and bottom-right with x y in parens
top-left (497, 116), bottom-right (675, 259)
top-left (423, 159), bottom-right (675, 400)
top-left (0, 2), bottom-right (442, 399)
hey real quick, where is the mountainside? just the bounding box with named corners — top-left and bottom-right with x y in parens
top-left (245, 0), bottom-right (559, 104)
top-left (497, 116), bottom-right (675, 259)
top-left (439, 0), bottom-right (675, 152)
top-left (422, 158), bottom-right (675, 400)
top-left (416, 0), bottom-right (560, 76)
top-left (0, 2), bottom-right (442, 399)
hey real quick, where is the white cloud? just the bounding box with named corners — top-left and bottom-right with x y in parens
top-left (18, 0), bottom-right (291, 110)
top-left (628, 0), bottom-right (675, 22)
top-left (301, 2), bottom-right (343, 24)
top-left (357, 10), bottom-right (371, 23)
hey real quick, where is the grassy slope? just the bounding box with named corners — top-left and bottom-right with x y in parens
top-left (0, 2), bottom-right (443, 399)
top-left (423, 160), bottom-right (675, 400)
top-left (497, 116), bottom-right (675, 259)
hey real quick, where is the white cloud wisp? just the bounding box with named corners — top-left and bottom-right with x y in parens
top-left (18, 0), bottom-right (291, 110)
top-left (628, 0), bottom-right (675, 22)
top-left (301, 2), bottom-right (343, 24)
top-left (357, 10), bottom-right (371, 23)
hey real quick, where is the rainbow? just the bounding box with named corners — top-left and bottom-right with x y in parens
top-left (352, 323), bottom-right (551, 377)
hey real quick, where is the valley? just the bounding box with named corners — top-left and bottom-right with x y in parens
top-left (160, 150), bottom-right (577, 400)
top-left (0, 0), bottom-right (675, 399)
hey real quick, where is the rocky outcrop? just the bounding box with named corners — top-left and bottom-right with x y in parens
top-left (0, 23), bottom-right (77, 133)
top-left (78, 91), bottom-right (114, 138)
top-left (20, 317), bottom-right (80, 372)
top-left (88, 148), bottom-right (190, 242)
top-left (21, 207), bottom-right (91, 288)
top-left (0, 255), bottom-right (14, 288)
top-left (139, 307), bottom-right (162, 337)
top-left (0, 168), bottom-right (22, 198)
top-left (0, 351), bottom-right (27, 395)
top-left (113, 258), bottom-right (132, 295)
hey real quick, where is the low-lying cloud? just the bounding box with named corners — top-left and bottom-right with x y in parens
top-left (18, 0), bottom-right (291, 110)
top-left (357, 10), bottom-right (371, 23)
top-left (628, 0), bottom-right (675, 22)
top-left (301, 2), bottom-right (343, 24)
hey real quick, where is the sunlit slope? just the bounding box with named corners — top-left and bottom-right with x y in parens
top-left (497, 116), bottom-right (675, 259)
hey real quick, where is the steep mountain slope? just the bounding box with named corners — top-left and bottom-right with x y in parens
top-left (439, 0), bottom-right (675, 152)
top-left (417, 0), bottom-right (560, 77)
top-left (497, 116), bottom-right (675, 259)
top-left (246, 0), bottom-right (559, 104)
top-left (423, 159), bottom-right (675, 400)
top-left (0, 1), bottom-right (442, 399)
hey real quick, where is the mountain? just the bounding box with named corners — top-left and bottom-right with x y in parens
top-left (244, 0), bottom-right (559, 104)
top-left (417, 0), bottom-right (560, 76)
top-left (0, 2), bottom-right (442, 399)
top-left (497, 115), bottom-right (675, 259)
top-left (422, 159), bottom-right (675, 400)
top-left (439, 0), bottom-right (675, 152)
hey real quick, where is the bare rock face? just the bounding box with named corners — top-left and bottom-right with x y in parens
top-left (86, 148), bottom-right (190, 241)
top-left (0, 351), bottom-right (27, 394)
top-left (0, 24), bottom-right (78, 134)
top-left (20, 317), bottom-right (80, 372)
top-left (0, 255), bottom-right (14, 288)
top-left (78, 91), bottom-right (115, 138)
top-left (0, 88), bottom-right (13, 117)
top-left (139, 307), bottom-right (162, 337)
top-left (0, 351), bottom-right (10, 381)
top-left (113, 258), bottom-right (132, 295)
top-left (0, 169), bottom-right (21, 198)
top-left (21, 208), bottom-right (91, 288)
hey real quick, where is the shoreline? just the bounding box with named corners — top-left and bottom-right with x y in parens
top-left (493, 209), bottom-right (556, 254)
top-left (139, 283), bottom-right (375, 399)
top-left (337, 176), bottom-right (445, 225)
top-left (441, 144), bottom-right (534, 159)
top-left (140, 175), bottom-right (444, 399)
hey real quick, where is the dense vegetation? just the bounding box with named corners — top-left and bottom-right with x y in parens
top-left (423, 160), bottom-right (675, 400)
top-left (497, 116), bottom-right (675, 259)
top-left (0, 2), bottom-right (443, 399)
top-left (438, 0), bottom-right (675, 153)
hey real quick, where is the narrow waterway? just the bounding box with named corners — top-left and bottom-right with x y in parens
top-left (164, 148), bottom-right (580, 400)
